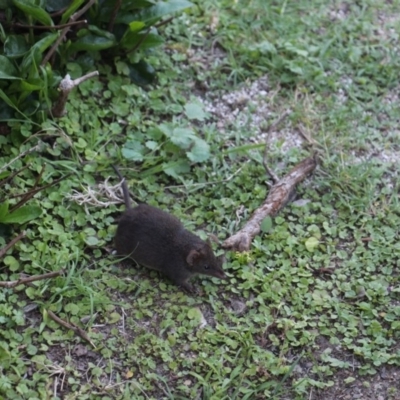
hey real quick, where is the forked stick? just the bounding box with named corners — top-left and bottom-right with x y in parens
top-left (223, 154), bottom-right (317, 251)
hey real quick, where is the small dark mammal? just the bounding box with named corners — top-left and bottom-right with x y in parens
top-left (112, 165), bottom-right (226, 293)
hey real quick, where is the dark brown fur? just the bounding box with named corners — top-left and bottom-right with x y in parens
top-left (113, 166), bottom-right (226, 292)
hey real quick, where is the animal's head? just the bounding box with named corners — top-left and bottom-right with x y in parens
top-left (186, 240), bottom-right (226, 279)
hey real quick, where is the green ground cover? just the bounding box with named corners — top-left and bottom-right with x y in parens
top-left (1, 0), bottom-right (400, 399)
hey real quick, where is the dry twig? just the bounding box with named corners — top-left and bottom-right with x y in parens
top-left (0, 164), bottom-right (31, 187)
top-left (68, 177), bottom-right (125, 207)
top-left (41, 0), bottom-right (96, 66)
top-left (312, 267), bottom-right (335, 275)
top-left (223, 154), bottom-right (318, 251)
top-left (7, 172), bottom-right (72, 208)
top-left (298, 124), bottom-right (320, 147)
top-left (0, 144), bottom-right (42, 174)
top-left (0, 231), bottom-right (26, 258)
top-left (0, 269), bottom-right (63, 288)
top-left (51, 72), bottom-right (99, 117)
top-left (47, 310), bottom-right (96, 348)
top-left (10, 164), bottom-right (46, 212)
top-left (108, 0), bottom-right (122, 32)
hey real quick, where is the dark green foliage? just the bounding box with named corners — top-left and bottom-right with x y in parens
top-left (0, 0), bottom-right (192, 123)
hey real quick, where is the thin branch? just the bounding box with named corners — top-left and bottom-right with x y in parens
top-left (51, 72), bottom-right (99, 117)
top-left (6, 173), bottom-right (71, 200)
top-left (126, 27), bottom-right (151, 55)
top-left (0, 164), bottom-right (31, 188)
top-left (54, 376), bottom-right (58, 398)
top-left (298, 124), bottom-right (321, 147)
top-left (262, 110), bottom-right (291, 184)
top-left (10, 164), bottom-right (46, 212)
top-left (68, 177), bottom-right (124, 207)
top-left (0, 231), bottom-right (26, 258)
top-left (154, 16), bottom-right (174, 29)
top-left (361, 237), bottom-right (372, 242)
top-left (50, 6), bottom-right (69, 18)
top-left (126, 16), bottom-right (174, 55)
top-left (263, 110), bottom-right (291, 134)
top-left (0, 269), bottom-right (63, 288)
top-left (8, 173), bottom-right (72, 212)
top-left (42, 0), bottom-right (96, 66)
top-left (312, 267), bottom-right (335, 275)
top-left (108, 0), bottom-right (122, 32)
top-left (0, 145), bottom-right (41, 174)
top-left (47, 310), bottom-right (96, 348)
top-left (223, 154), bottom-right (318, 251)
top-left (68, 70), bottom-right (99, 87)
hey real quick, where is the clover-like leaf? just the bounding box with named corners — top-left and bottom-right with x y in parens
top-left (305, 236), bottom-right (319, 252)
top-left (186, 137), bottom-right (210, 163)
top-left (184, 102), bottom-right (206, 121)
top-left (122, 140), bottom-right (145, 161)
top-left (260, 216), bottom-right (273, 233)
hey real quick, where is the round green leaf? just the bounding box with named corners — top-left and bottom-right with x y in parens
top-left (186, 137), bottom-right (210, 163)
top-left (65, 303), bottom-right (81, 315)
top-left (305, 236), bottom-right (319, 252)
top-left (187, 307), bottom-right (204, 323)
top-left (85, 236), bottom-right (99, 246)
top-left (4, 256), bottom-right (19, 272)
top-left (184, 103), bottom-right (206, 121)
top-left (260, 216), bottom-right (273, 233)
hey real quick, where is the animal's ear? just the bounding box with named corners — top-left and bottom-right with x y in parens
top-left (186, 249), bottom-right (201, 266)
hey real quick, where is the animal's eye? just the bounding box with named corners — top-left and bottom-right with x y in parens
top-left (204, 265), bottom-right (210, 270)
